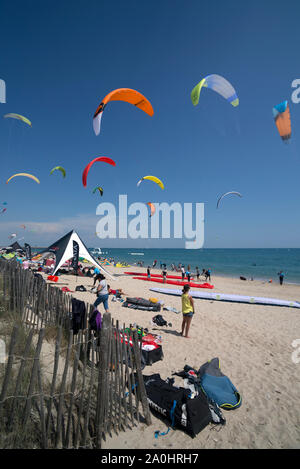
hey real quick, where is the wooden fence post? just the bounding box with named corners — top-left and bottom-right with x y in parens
top-left (36, 361), bottom-right (47, 448)
top-left (132, 330), bottom-right (151, 426)
top-left (65, 331), bottom-right (82, 448)
top-left (95, 312), bottom-right (111, 449)
top-left (46, 326), bottom-right (62, 442)
top-left (122, 324), bottom-right (134, 428)
top-left (0, 326), bottom-right (19, 421)
top-left (82, 332), bottom-right (96, 449)
top-left (55, 329), bottom-right (73, 449)
top-left (74, 329), bottom-right (89, 448)
top-left (8, 328), bottom-right (34, 431)
top-left (22, 328), bottom-right (45, 428)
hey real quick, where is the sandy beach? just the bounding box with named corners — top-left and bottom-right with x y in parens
top-left (44, 265), bottom-right (300, 449)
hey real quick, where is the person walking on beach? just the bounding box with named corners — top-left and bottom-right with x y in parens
top-left (277, 271), bottom-right (284, 285)
top-left (205, 269), bottom-right (211, 282)
top-left (181, 285), bottom-right (195, 338)
top-left (162, 265), bottom-right (167, 283)
top-left (94, 274), bottom-right (109, 313)
top-left (147, 265), bottom-right (151, 280)
top-left (181, 265), bottom-right (185, 281)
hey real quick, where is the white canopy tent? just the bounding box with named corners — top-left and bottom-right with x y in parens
top-left (39, 230), bottom-right (115, 280)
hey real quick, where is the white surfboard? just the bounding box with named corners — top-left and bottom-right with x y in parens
top-left (150, 287), bottom-right (300, 308)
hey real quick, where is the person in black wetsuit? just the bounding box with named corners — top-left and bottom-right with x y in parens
top-left (205, 269), bottom-right (211, 282)
top-left (277, 271), bottom-right (284, 285)
top-left (162, 266), bottom-right (167, 283)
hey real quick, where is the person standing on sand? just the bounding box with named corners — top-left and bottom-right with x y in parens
top-left (162, 265), bottom-right (167, 283)
top-left (181, 285), bottom-right (195, 338)
top-left (181, 265), bottom-right (185, 281)
top-left (185, 268), bottom-right (191, 283)
top-left (147, 265), bottom-right (151, 280)
top-left (277, 271), bottom-right (284, 285)
top-left (205, 268), bottom-right (211, 282)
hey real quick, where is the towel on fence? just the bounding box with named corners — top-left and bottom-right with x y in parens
top-left (89, 309), bottom-right (102, 331)
top-left (71, 298), bottom-right (86, 334)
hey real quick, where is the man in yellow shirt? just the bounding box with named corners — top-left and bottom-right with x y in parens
top-left (181, 285), bottom-right (195, 338)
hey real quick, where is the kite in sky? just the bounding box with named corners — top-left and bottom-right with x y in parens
top-left (4, 113), bottom-right (32, 127)
top-left (93, 88), bottom-right (154, 135)
top-left (217, 191), bottom-right (242, 209)
top-left (137, 175), bottom-right (164, 190)
top-left (93, 186), bottom-right (104, 196)
top-left (147, 202), bottom-right (156, 217)
top-left (272, 101), bottom-right (291, 142)
top-left (6, 173), bottom-right (40, 184)
top-left (191, 74), bottom-right (239, 107)
top-left (82, 157), bottom-right (116, 187)
top-left (50, 166), bottom-right (66, 177)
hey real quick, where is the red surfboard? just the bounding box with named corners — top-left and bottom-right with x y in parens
top-left (132, 277), bottom-right (213, 289)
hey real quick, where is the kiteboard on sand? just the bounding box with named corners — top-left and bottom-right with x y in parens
top-left (149, 287), bottom-right (300, 309)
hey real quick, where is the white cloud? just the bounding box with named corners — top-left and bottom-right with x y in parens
top-left (0, 213), bottom-right (100, 246)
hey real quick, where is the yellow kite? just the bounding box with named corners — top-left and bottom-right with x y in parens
top-left (4, 113), bottom-right (32, 127)
top-left (6, 173), bottom-right (40, 184)
top-left (137, 175), bottom-right (164, 190)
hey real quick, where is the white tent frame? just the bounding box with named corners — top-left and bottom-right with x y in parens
top-left (48, 230), bottom-right (115, 280)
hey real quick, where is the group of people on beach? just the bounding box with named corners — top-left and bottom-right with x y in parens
top-left (91, 264), bottom-right (286, 343)
top-left (145, 263), bottom-right (212, 283)
top-left (179, 265), bottom-right (211, 283)
top-left (150, 260), bottom-right (211, 280)
top-left (6, 249), bottom-right (288, 343)
top-left (92, 271), bottom-right (195, 339)
top-left (90, 267), bottom-right (195, 338)
top-left (12, 247), bottom-right (286, 343)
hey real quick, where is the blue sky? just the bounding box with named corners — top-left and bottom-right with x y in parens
top-left (1, 0), bottom-right (300, 248)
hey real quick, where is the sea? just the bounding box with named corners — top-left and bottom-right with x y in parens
top-left (89, 248), bottom-right (300, 285)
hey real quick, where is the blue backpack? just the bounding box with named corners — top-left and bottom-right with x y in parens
top-left (199, 358), bottom-right (242, 410)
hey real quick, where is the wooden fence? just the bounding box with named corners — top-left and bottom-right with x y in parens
top-left (0, 259), bottom-right (151, 448)
top-left (0, 259), bottom-right (73, 331)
